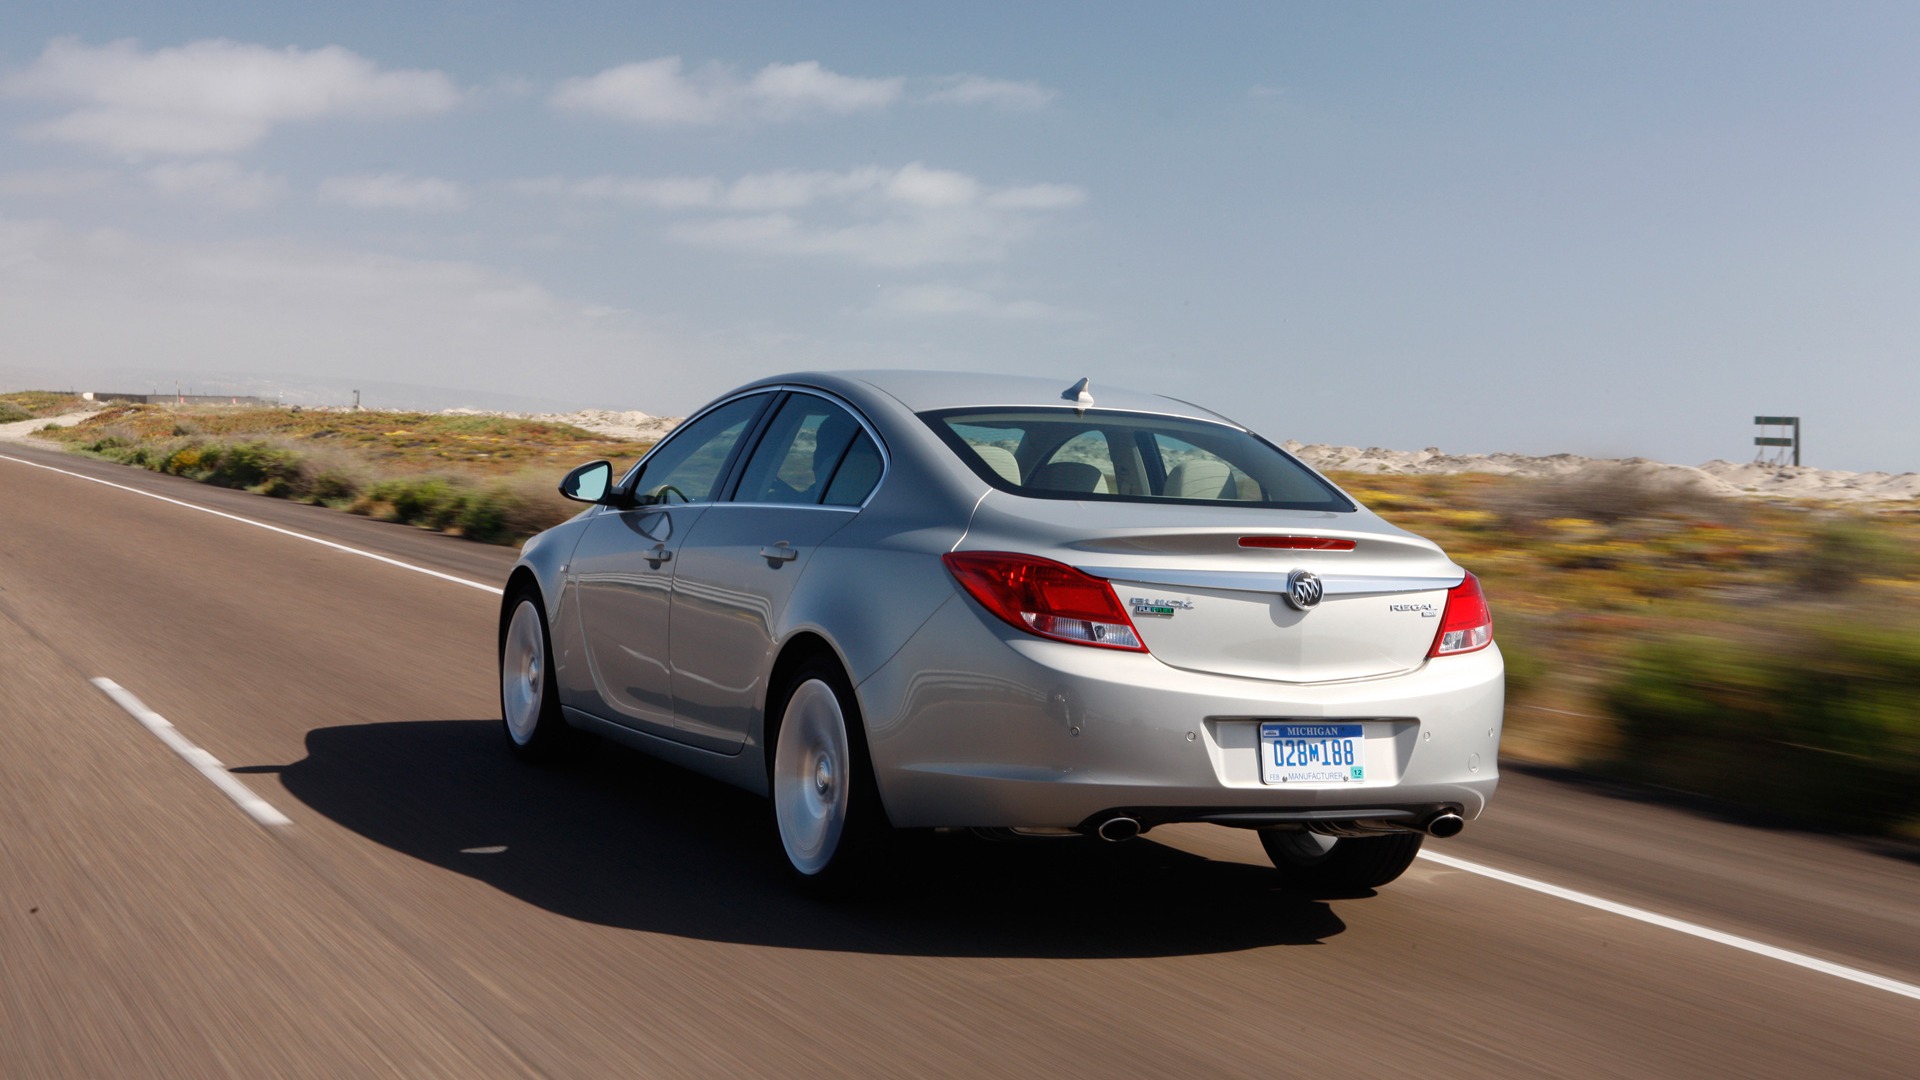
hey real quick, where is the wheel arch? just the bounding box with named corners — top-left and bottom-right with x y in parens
top-left (758, 632), bottom-right (882, 791)
top-left (761, 632), bottom-right (849, 752)
top-left (499, 567), bottom-right (543, 647)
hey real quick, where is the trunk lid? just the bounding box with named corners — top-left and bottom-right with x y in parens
top-left (960, 495), bottom-right (1462, 684)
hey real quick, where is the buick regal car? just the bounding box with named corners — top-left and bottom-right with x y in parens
top-left (499, 371), bottom-right (1502, 893)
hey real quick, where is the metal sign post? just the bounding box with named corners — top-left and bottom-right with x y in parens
top-left (1754, 415), bottom-right (1800, 467)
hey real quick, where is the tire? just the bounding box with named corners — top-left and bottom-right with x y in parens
top-left (1258, 828), bottom-right (1424, 894)
top-left (499, 589), bottom-right (571, 761)
top-left (768, 656), bottom-right (889, 895)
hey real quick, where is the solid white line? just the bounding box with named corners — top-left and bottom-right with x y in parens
top-left (0, 453), bottom-right (502, 596)
top-left (91, 678), bottom-right (292, 828)
top-left (1418, 850), bottom-right (1920, 1002)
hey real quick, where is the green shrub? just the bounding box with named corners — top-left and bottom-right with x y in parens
top-left (348, 473), bottom-right (570, 543)
top-left (78, 431), bottom-right (159, 467)
top-left (305, 467), bottom-right (361, 506)
top-left (1784, 517), bottom-right (1920, 591)
top-left (0, 402), bottom-right (30, 423)
top-left (1603, 616), bottom-right (1920, 832)
top-left (367, 476), bottom-right (462, 527)
top-left (195, 441), bottom-right (305, 491)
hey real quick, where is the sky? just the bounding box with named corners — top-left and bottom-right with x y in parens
top-left (2, 2), bottom-right (1917, 471)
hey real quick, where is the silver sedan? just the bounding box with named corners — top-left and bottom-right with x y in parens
top-left (499, 371), bottom-right (1503, 893)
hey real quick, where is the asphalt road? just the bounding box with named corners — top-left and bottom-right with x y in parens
top-left (3, 439), bottom-right (1916, 1079)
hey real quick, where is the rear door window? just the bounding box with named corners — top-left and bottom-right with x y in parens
top-left (732, 394), bottom-right (884, 507)
top-left (822, 431), bottom-right (883, 506)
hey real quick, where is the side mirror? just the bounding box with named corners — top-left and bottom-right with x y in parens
top-left (559, 460), bottom-right (623, 506)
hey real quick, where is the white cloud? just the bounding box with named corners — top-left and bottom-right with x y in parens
top-left (747, 61), bottom-right (902, 118)
top-left (986, 183), bottom-right (1087, 210)
top-left (668, 209), bottom-right (1028, 268)
top-left (0, 216), bottom-right (688, 401)
top-left (521, 163), bottom-right (1086, 267)
top-left (0, 168), bottom-right (113, 196)
top-left (544, 163), bottom-right (984, 211)
top-left (551, 56), bottom-right (902, 126)
top-left (549, 58), bottom-right (722, 126)
top-left (866, 283), bottom-right (1071, 320)
top-left (318, 173), bottom-right (468, 212)
top-left (883, 164), bottom-right (981, 208)
top-left (923, 76), bottom-right (1055, 111)
top-left (517, 169), bottom-right (885, 210)
top-left (3, 37), bottom-right (462, 156)
top-left (723, 169), bottom-right (883, 210)
top-left (511, 174), bottom-right (725, 208)
top-left (145, 160), bottom-right (286, 209)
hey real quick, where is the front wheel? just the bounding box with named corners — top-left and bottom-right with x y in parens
top-left (769, 657), bottom-right (889, 894)
top-left (500, 590), bottom-right (571, 761)
top-left (1259, 829), bottom-right (1423, 895)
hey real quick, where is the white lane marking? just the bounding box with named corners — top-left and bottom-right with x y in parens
top-left (91, 678), bottom-right (293, 828)
top-left (1419, 850), bottom-right (1920, 1002)
top-left (0, 453), bottom-right (502, 596)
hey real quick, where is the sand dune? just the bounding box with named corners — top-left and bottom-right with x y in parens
top-left (1284, 441), bottom-right (1920, 504)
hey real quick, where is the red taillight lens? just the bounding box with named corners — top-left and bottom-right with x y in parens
top-left (1429, 572), bottom-right (1493, 657)
top-left (942, 552), bottom-right (1147, 652)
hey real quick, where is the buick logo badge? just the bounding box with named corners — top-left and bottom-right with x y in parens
top-left (1285, 569), bottom-right (1324, 611)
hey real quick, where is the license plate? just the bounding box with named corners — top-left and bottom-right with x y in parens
top-left (1260, 722), bottom-right (1366, 784)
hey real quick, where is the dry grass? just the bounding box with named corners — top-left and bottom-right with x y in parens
top-left (40, 404), bottom-right (653, 544)
top-left (0, 391), bottom-right (87, 420)
top-left (47, 404), bottom-right (647, 474)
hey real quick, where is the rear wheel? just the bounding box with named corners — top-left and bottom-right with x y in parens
top-left (500, 590), bottom-right (570, 761)
top-left (1258, 829), bottom-right (1423, 894)
top-left (769, 656), bottom-right (889, 894)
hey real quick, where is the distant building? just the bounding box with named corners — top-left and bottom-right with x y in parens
top-left (83, 392), bottom-right (277, 406)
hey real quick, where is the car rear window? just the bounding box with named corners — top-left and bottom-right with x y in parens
top-left (923, 408), bottom-right (1354, 512)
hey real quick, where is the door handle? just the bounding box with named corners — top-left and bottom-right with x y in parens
top-left (646, 543), bottom-right (673, 568)
top-left (759, 542), bottom-right (799, 566)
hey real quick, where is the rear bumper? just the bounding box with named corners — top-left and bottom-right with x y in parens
top-left (857, 593), bottom-right (1504, 830)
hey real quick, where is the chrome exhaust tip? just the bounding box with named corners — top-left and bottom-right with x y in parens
top-left (1095, 816), bottom-right (1141, 842)
top-left (1423, 812), bottom-right (1465, 839)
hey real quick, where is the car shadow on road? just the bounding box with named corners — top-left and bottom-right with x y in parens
top-left (256, 719), bottom-right (1348, 958)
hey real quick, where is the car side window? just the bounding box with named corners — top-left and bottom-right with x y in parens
top-left (822, 430), bottom-right (882, 506)
top-left (630, 394), bottom-right (770, 504)
top-left (733, 395), bottom-right (875, 506)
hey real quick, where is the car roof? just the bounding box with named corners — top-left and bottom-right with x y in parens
top-left (753, 370), bottom-right (1243, 426)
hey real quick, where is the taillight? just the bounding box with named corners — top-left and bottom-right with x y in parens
top-left (942, 552), bottom-right (1147, 652)
top-left (1238, 536), bottom-right (1356, 551)
top-left (1429, 572), bottom-right (1492, 657)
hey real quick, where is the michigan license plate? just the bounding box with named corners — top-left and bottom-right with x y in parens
top-left (1260, 723), bottom-right (1366, 784)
